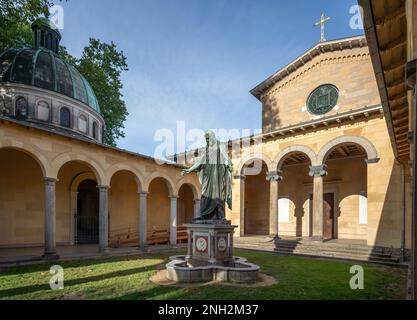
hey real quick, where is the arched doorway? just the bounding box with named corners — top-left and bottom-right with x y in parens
top-left (243, 159), bottom-right (270, 235)
top-left (322, 143), bottom-right (368, 241)
top-left (108, 170), bottom-right (140, 247)
top-left (56, 160), bottom-right (101, 246)
top-left (76, 179), bottom-right (99, 244)
top-left (147, 177), bottom-right (171, 245)
top-left (278, 151), bottom-right (313, 237)
top-left (177, 184), bottom-right (195, 226)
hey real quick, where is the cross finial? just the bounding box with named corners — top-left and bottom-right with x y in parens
top-left (314, 12), bottom-right (331, 43)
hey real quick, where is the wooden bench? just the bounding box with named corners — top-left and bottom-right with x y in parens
top-left (176, 225), bottom-right (188, 243)
top-left (109, 227), bottom-right (139, 248)
top-left (147, 226), bottom-right (169, 245)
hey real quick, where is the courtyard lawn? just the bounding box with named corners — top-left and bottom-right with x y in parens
top-left (0, 249), bottom-right (407, 300)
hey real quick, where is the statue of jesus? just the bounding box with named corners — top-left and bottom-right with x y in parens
top-left (181, 130), bottom-right (232, 222)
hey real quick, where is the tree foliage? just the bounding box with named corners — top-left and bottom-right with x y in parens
top-left (0, 0), bottom-right (53, 52)
top-left (62, 39), bottom-right (129, 146)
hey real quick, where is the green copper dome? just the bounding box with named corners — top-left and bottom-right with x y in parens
top-left (0, 48), bottom-right (100, 113)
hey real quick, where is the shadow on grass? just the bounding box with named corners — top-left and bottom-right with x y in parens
top-left (0, 262), bottom-right (161, 299)
top-left (114, 284), bottom-right (189, 300)
top-left (0, 250), bottom-right (184, 277)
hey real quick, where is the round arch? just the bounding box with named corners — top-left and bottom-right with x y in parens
top-left (0, 140), bottom-right (52, 177)
top-left (70, 172), bottom-right (97, 192)
top-left (274, 145), bottom-right (317, 170)
top-left (106, 163), bottom-right (145, 192)
top-left (51, 152), bottom-right (106, 185)
top-left (236, 152), bottom-right (274, 176)
top-left (144, 172), bottom-right (176, 197)
top-left (316, 135), bottom-right (379, 165)
top-left (176, 176), bottom-right (201, 199)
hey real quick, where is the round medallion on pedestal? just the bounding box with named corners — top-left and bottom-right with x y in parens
top-left (196, 237), bottom-right (207, 252)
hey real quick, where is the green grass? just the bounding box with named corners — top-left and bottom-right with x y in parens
top-left (0, 249), bottom-right (407, 300)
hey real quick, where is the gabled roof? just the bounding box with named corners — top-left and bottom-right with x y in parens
top-left (250, 35), bottom-right (367, 101)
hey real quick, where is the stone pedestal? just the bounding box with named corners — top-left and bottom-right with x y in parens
top-left (185, 221), bottom-right (237, 267)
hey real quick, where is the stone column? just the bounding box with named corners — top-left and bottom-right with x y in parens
top-left (193, 198), bottom-right (201, 218)
top-left (235, 175), bottom-right (246, 237)
top-left (309, 164), bottom-right (328, 241)
top-left (98, 185), bottom-right (109, 252)
top-left (44, 177), bottom-right (58, 258)
top-left (170, 196), bottom-right (178, 245)
top-left (139, 191), bottom-right (148, 247)
top-left (266, 170), bottom-right (282, 237)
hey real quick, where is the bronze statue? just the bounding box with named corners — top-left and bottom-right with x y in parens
top-left (181, 130), bottom-right (232, 222)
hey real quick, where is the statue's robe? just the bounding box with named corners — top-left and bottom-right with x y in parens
top-left (189, 140), bottom-right (232, 220)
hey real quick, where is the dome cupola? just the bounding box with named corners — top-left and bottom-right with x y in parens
top-left (0, 17), bottom-right (104, 142)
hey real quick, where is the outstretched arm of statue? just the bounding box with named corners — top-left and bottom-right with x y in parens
top-left (181, 160), bottom-right (202, 176)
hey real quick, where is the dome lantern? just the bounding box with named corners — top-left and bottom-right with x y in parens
top-left (31, 18), bottom-right (62, 54)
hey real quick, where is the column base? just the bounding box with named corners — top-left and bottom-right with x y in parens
top-left (98, 247), bottom-right (109, 254)
top-left (309, 236), bottom-right (323, 242)
top-left (42, 252), bottom-right (60, 260)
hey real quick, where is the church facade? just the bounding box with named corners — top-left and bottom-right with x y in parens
top-left (0, 11), bottom-right (413, 266)
top-left (226, 35), bottom-right (410, 252)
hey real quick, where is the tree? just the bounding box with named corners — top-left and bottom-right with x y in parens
top-left (62, 39), bottom-right (129, 146)
top-left (0, 0), bottom-right (54, 52)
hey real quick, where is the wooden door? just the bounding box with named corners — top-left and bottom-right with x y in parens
top-left (323, 193), bottom-right (334, 240)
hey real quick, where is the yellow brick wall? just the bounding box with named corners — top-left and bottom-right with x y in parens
top-left (0, 149), bottom-right (44, 246)
top-left (147, 178), bottom-right (170, 231)
top-left (109, 170), bottom-right (140, 235)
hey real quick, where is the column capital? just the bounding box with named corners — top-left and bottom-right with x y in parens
top-left (234, 175), bottom-right (246, 180)
top-left (139, 191), bottom-right (149, 196)
top-left (309, 164), bottom-right (328, 177)
top-left (44, 177), bottom-right (58, 184)
top-left (365, 158), bottom-right (380, 164)
top-left (97, 185), bottom-right (110, 191)
top-left (266, 170), bottom-right (283, 182)
top-left (169, 195), bottom-right (179, 199)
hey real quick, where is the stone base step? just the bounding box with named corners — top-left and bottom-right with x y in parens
top-left (233, 236), bottom-right (403, 266)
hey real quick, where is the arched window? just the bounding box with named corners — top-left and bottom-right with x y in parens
top-left (47, 33), bottom-right (52, 50)
top-left (37, 101), bottom-right (50, 121)
top-left (15, 97), bottom-right (28, 119)
top-left (92, 121), bottom-right (98, 140)
top-left (40, 30), bottom-right (45, 47)
top-left (60, 107), bottom-right (71, 128)
top-left (0, 95), bottom-right (5, 115)
top-left (79, 114), bottom-right (88, 133)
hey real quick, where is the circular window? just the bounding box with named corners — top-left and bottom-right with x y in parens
top-left (307, 84), bottom-right (339, 115)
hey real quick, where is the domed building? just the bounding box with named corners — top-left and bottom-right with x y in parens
top-left (0, 18), bottom-right (199, 259)
top-left (0, 18), bottom-right (104, 142)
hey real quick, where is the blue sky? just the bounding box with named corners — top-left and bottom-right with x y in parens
top-left (57, 0), bottom-right (362, 157)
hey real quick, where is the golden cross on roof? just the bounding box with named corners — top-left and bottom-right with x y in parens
top-left (314, 12), bottom-right (331, 43)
